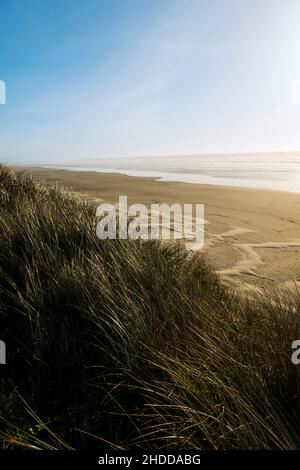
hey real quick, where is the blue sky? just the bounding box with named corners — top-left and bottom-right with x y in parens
top-left (1, 0), bottom-right (300, 163)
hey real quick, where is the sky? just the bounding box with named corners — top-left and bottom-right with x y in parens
top-left (1, 0), bottom-right (300, 164)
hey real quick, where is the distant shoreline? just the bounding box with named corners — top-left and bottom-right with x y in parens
top-left (34, 153), bottom-right (300, 193)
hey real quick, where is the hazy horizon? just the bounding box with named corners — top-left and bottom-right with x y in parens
top-left (39, 151), bottom-right (300, 193)
top-left (11, 150), bottom-right (300, 167)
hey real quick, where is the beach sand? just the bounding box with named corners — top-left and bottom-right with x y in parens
top-left (24, 167), bottom-right (300, 292)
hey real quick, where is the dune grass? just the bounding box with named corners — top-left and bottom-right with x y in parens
top-left (0, 164), bottom-right (300, 449)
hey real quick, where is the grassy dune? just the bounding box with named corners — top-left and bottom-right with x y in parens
top-left (0, 164), bottom-right (300, 450)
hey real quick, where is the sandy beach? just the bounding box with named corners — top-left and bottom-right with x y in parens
top-left (24, 167), bottom-right (300, 292)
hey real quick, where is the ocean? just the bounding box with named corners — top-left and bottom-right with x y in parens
top-left (44, 152), bottom-right (300, 193)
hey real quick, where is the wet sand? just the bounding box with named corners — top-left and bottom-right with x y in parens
top-left (24, 167), bottom-right (300, 292)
